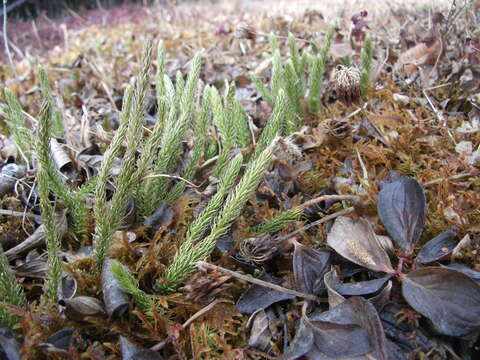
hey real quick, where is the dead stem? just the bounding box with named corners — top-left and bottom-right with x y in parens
top-left (150, 299), bottom-right (219, 351)
top-left (143, 173), bottom-right (200, 188)
top-left (197, 261), bottom-right (319, 302)
top-left (423, 171), bottom-right (475, 186)
top-left (276, 206), bottom-right (355, 242)
top-left (299, 194), bottom-right (360, 210)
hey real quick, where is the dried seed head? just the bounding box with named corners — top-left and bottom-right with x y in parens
top-left (180, 265), bottom-right (231, 304)
top-left (320, 118), bottom-right (353, 139)
top-left (278, 137), bottom-right (303, 159)
top-left (235, 22), bottom-right (257, 41)
top-left (331, 65), bottom-right (361, 104)
top-left (237, 236), bottom-right (278, 265)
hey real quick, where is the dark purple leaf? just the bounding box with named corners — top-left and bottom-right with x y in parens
top-left (402, 267), bottom-right (480, 337)
top-left (443, 263), bottom-right (480, 285)
top-left (0, 328), bottom-right (20, 360)
top-left (334, 276), bottom-right (392, 296)
top-left (119, 336), bottom-right (164, 360)
top-left (292, 239), bottom-right (330, 295)
top-left (281, 318), bottom-right (314, 360)
top-left (308, 300), bottom-right (372, 357)
top-left (327, 216), bottom-right (394, 273)
top-left (45, 328), bottom-right (75, 350)
top-left (307, 319), bottom-right (371, 357)
top-left (143, 203), bottom-right (174, 230)
top-left (349, 297), bottom-right (390, 360)
top-left (416, 228), bottom-right (459, 263)
top-left (235, 272), bottom-right (295, 315)
top-left (377, 171), bottom-right (426, 254)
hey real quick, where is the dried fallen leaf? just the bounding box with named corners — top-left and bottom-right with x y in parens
top-left (292, 239), bottom-right (330, 295)
top-left (327, 216), bottom-right (394, 273)
top-left (396, 40), bottom-right (443, 76)
top-left (323, 267), bottom-right (346, 308)
top-left (0, 328), bottom-right (21, 360)
top-left (101, 259), bottom-right (129, 318)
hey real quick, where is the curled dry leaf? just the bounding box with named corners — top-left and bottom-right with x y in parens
top-left (50, 139), bottom-right (72, 173)
top-left (246, 308), bottom-right (276, 352)
top-left (0, 163), bottom-right (26, 198)
top-left (369, 280), bottom-right (392, 311)
top-left (143, 203), bottom-right (174, 230)
top-left (45, 328), bottom-right (75, 351)
top-left (292, 239), bottom-right (330, 295)
top-left (0, 328), bottom-right (21, 360)
top-left (102, 259), bottom-right (129, 318)
top-left (396, 41), bottom-right (443, 76)
top-left (416, 227), bottom-right (459, 263)
top-left (281, 318), bottom-right (314, 360)
top-left (59, 296), bottom-right (106, 322)
top-left (327, 216), bottom-right (394, 273)
top-left (377, 171), bottom-right (426, 255)
top-left (120, 336), bottom-right (164, 360)
top-left (348, 297), bottom-right (390, 360)
top-left (58, 273), bottom-right (77, 300)
top-left (402, 267), bottom-right (480, 338)
top-left (5, 210), bottom-right (68, 260)
top-left (285, 297), bottom-right (388, 359)
top-left (323, 268), bottom-right (345, 308)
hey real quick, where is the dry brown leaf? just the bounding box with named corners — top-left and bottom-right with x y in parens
top-left (396, 39), bottom-right (443, 76)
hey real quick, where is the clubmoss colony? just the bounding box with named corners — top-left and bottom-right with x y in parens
top-left (0, 30), bottom-right (374, 350)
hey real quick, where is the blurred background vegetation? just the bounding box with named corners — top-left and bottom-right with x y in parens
top-left (1, 0), bottom-right (166, 19)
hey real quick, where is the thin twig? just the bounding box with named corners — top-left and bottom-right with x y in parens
top-left (143, 173), bottom-right (200, 188)
top-left (182, 299), bottom-right (219, 328)
top-left (423, 172), bottom-right (475, 186)
top-left (0, 209), bottom-right (41, 221)
top-left (150, 299), bottom-right (219, 351)
top-left (197, 261), bottom-right (319, 302)
top-left (199, 155), bottom-right (219, 168)
top-left (299, 194), bottom-right (359, 211)
top-left (276, 207), bottom-right (355, 242)
top-left (423, 88), bottom-right (456, 144)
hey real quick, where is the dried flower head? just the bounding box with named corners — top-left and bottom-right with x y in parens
top-left (331, 65), bottom-right (361, 104)
top-left (278, 137), bottom-right (303, 159)
top-left (235, 22), bottom-right (257, 41)
top-left (180, 264), bottom-right (231, 304)
top-left (320, 118), bottom-right (353, 139)
top-left (237, 235), bottom-right (278, 265)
